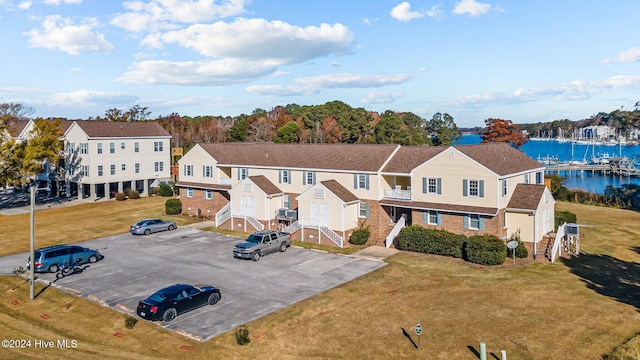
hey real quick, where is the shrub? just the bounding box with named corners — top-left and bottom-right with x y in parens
top-left (159, 183), bottom-right (173, 196)
top-left (235, 325), bottom-right (250, 346)
top-left (125, 316), bottom-right (138, 329)
top-left (515, 242), bottom-right (529, 258)
top-left (128, 189), bottom-right (140, 199)
top-left (555, 210), bottom-right (577, 230)
top-left (349, 221), bottom-right (370, 245)
top-left (115, 192), bottom-right (127, 201)
top-left (397, 225), bottom-right (465, 258)
top-left (150, 187), bottom-right (160, 196)
top-left (165, 198), bottom-right (182, 215)
top-left (464, 234), bottom-right (507, 266)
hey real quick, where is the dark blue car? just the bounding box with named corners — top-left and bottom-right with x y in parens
top-left (136, 283), bottom-right (222, 322)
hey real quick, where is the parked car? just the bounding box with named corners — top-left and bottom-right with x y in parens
top-left (27, 244), bottom-right (102, 273)
top-left (130, 218), bottom-right (177, 235)
top-left (233, 230), bottom-right (292, 261)
top-left (136, 283), bottom-right (222, 322)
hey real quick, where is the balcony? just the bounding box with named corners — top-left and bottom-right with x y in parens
top-left (219, 178), bottom-right (232, 185)
top-left (383, 187), bottom-right (411, 200)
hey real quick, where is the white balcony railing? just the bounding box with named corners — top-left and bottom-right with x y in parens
top-left (383, 188), bottom-right (411, 200)
top-left (215, 203), bottom-right (231, 227)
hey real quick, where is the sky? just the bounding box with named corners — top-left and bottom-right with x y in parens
top-left (1, 0), bottom-right (639, 127)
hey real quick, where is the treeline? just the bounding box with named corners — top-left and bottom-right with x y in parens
top-left (520, 106), bottom-right (640, 139)
top-left (154, 101), bottom-right (461, 151)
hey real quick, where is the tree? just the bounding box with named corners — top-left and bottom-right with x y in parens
top-left (481, 118), bottom-right (527, 148)
top-left (105, 105), bottom-right (151, 122)
top-left (227, 115), bottom-right (249, 142)
top-left (272, 122), bottom-right (299, 143)
top-left (426, 113), bottom-right (461, 146)
top-left (400, 112), bottom-right (427, 145)
top-left (373, 110), bottom-right (410, 145)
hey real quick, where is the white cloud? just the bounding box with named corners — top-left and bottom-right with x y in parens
top-left (361, 91), bottom-right (405, 104)
top-left (160, 18), bottom-right (353, 64)
top-left (24, 15), bottom-right (114, 55)
top-left (295, 73), bottom-right (412, 88)
top-left (445, 75), bottom-right (640, 108)
top-left (602, 47), bottom-right (640, 63)
top-left (42, 0), bottom-right (82, 5)
top-left (47, 90), bottom-right (137, 106)
top-left (362, 17), bottom-right (378, 26)
top-left (18, 1), bottom-right (31, 10)
top-left (245, 85), bottom-right (321, 97)
top-left (116, 58), bottom-right (278, 85)
top-left (453, 0), bottom-right (502, 16)
top-left (111, 0), bottom-right (249, 32)
top-left (390, 2), bottom-right (423, 22)
top-left (425, 4), bottom-right (444, 18)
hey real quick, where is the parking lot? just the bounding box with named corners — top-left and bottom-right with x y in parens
top-left (0, 226), bottom-right (387, 341)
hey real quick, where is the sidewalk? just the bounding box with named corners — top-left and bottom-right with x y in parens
top-left (0, 197), bottom-right (93, 216)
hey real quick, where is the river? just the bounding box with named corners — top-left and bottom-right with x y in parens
top-left (458, 134), bottom-right (640, 194)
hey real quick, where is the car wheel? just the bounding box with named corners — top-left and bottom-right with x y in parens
top-left (208, 292), bottom-right (221, 305)
top-left (55, 272), bottom-right (63, 279)
top-left (279, 243), bottom-right (287, 252)
top-left (168, 225), bottom-right (175, 231)
top-left (252, 251), bottom-right (261, 261)
top-left (162, 308), bottom-right (177, 322)
top-left (49, 264), bottom-right (59, 273)
top-left (144, 229), bottom-right (151, 235)
top-left (88, 255), bottom-right (98, 263)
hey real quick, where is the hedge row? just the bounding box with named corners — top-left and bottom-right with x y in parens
top-left (397, 225), bottom-right (509, 266)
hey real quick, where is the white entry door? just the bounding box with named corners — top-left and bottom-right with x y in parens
top-left (241, 195), bottom-right (255, 216)
top-left (311, 202), bottom-right (329, 227)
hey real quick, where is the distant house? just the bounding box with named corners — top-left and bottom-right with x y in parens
top-left (62, 121), bottom-right (171, 200)
top-left (176, 142), bottom-right (555, 256)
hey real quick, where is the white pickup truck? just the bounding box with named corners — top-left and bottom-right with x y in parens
top-left (233, 230), bottom-right (292, 261)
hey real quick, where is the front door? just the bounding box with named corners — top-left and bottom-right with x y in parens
top-left (311, 202), bottom-right (329, 227)
top-left (240, 195), bottom-right (255, 216)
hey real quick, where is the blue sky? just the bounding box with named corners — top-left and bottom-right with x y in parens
top-left (1, 0), bottom-right (639, 127)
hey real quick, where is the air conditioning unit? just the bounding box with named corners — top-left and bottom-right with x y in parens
top-left (285, 210), bottom-right (298, 219)
top-left (277, 208), bottom-right (288, 217)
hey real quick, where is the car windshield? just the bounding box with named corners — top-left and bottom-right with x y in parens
top-left (246, 234), bottom-right (262, 243)
top-left (134, 220), bottom-right (147, 226)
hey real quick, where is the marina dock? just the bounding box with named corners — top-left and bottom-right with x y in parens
top-left (544, 157), bottom-right (640, 177)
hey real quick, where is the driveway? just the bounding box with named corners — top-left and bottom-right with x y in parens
top-left (0, 227), bottom-right (387, 341)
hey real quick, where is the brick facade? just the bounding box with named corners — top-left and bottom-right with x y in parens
top-left (181, 189), bottom-right (229, 218)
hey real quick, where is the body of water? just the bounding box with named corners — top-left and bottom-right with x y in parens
top-left (458, 134), bottom-right (640, 194)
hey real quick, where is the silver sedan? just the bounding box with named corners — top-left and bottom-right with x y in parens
top-left (130, 218), bottom-right (177, 235)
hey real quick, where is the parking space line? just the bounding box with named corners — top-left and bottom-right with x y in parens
top-left (289, 255), bottom-right (330, 269)
top-left (96, 269), bottom-right (125, 277)
top-left (319, 258), bottom-right (360, 275)
top-left (162, 301), bottom-right (234, 327)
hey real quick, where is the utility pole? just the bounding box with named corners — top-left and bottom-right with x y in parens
top-left (29, 184), bottom-right (35, 300)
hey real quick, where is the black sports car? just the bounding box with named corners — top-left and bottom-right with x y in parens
top-left (136, 283), bottom-right (222, 322)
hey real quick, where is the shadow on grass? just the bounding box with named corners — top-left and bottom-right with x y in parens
top-left (401, 328), bottom-right (418, 349)
top-left (632, 246), bottom-right (640, 256)
top-left (560, 253), bottom-right (640, 311)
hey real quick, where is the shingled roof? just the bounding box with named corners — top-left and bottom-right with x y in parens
top-left (382, 146), bottom-right (446, 173)
top-left (74, 121), bottom-right (170, 138)
top-left (320, 180), bottom-right (359, 203)
top-left (8, 120), bottom-right (29, 137)
top-left (456, 143), bottom-right (544, 176)
top-left (248, 175), bottom-right (282, 196)
top-left (507, 183), bottom-right (547, 211)
top-left (199, 143), bottom-right (399, 172)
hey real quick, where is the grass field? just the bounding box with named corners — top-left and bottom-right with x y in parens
top-left (0, 198), bottom-right (639, 359)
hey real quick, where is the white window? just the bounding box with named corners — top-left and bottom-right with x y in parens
top-left (97, 165), bottom-right (103, 176)
top-left (120, 142), bottom-right (125, 150)
top-left (80, 165), bottom-right (89, 177)
top-left (186, 188), bottom-right (193, 198)
top-left (524, 173), bottom-right (530, 184)
top-left (502, 179), bottom-right (508, 197)
top-left (279, 170), bottom-right (290, 184)
top-left (135, 163), bottom-right (140, 174)
top-left (134, 142), bottom-right (139, 153)
top-left (427, 178), bottom-right (439, 194)
top-left (469, 214), bottom-right (480, 230)
top-left (110, 143), bottom-right (115, 154)
top-left (239, 168), bottom-right (248, 180)
top-left (469, 180), bottom-right (479, 197)
top-left (121, 164), bottom-right (126, 171)
top-left (359, 203), bottom-right (369, 218)
top-left (155, 162), bottom-right (164, 172)
top-left (79, 143), bottom-right (88, 154)
top-left (203, 165), bottom-right (213, 178)
top-left (110, 164), bottom-right (116, 175)
top-left (184, 165), bottom-right (193, 176)
top-left (205, 190), bottom-right (213, 200)
top-left (97, 143), bottom-right (103, 154)
top-left (154, 141), bottom-right (163, 152)
top-left (426, 210), bottom-right (438, 225)
top-left (355, 174), bottom-right (368, 189)
top-left (304, 171), bottom-right (315, 185)
top-left (536, 171), bottom-right (543, 184)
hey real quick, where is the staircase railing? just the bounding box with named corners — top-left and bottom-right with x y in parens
top-left (215, 203), bottom-right (231, 227)
top-left (385, 216), bottom-right (406, 248)
top-left (285, 220), bottom-right (301, 233)
top-left (320, 225), bottom-right (343, 248)
top-left (550, 223), bottom-right (566, 263)
top-left (245, 215), bottom-right (264, 231)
